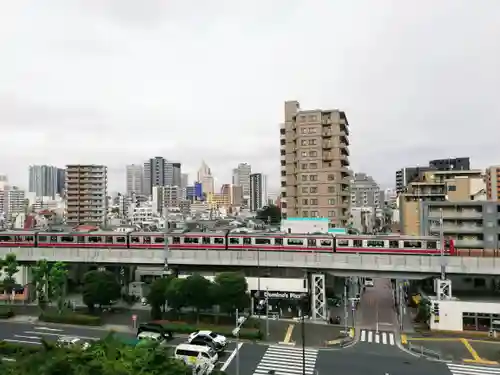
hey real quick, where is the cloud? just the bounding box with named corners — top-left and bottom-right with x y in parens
top-left (0, 0), bottom-right (499, 192)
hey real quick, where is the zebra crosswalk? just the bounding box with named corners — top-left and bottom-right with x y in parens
top-left (359, 329), bottom-right (396, 345)
top-left (4, 326), bottom-right (99, 345)
top-left (252, 345), bottom-right (319, 375)
top-left (447, 363), bottom-right (500, 375)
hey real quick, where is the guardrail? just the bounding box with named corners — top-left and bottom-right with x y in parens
top-left (407, 342), bottom-right (447, 360)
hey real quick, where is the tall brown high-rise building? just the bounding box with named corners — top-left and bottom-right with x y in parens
top-left (280, 100), bottom-right (351, 228)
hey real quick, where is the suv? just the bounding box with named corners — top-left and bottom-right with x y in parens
top-left (137, 322), bottom-right (173, 340)
top-left (187, 331), bottom-right (227, 352)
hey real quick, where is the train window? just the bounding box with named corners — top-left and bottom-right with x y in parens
top-left (214, 238), bottom-right (224, 244)
top-left (77, 236), bottom-right (85, 243)
top-left (307, 239), bottom-right (316, 247)
top-left (320, 240), bottom-right (332, 246)
top-left (0, 235), bottom-right (12, 242)
top-left (25, 236), bottom-right (34, 242)
top-left (61, 236), bottom-right (74, 242)
top-left (243, 237), bottom-right (252, 245)
top-left (367, 240), bottom-right (385, 248)
top-left (88, 236), bottom-right (102, 243)
top-left (172, 237), bottom-right (181, 244)
top-left (255, 238), bottom-right (271, 245)
top-left (427, 241), bottom-right (437, 249)
top-left (116, 237), bottom-right (126, 243)
top-left (444, 240), bottom-right (450, 250)
top-left (287, 239), bottom-right (304, 246)
top-left (353, 240), bottom-right (362, 247)
top-left (38, 236), bottom-right (47, 242)
top-left (275, 238), bottom-right (283, 245)
top-left (389, 240), bottom-right (399, 248)
top-left (185, 237), bottom-right (200, 244)
top-left (143, 237), bottom-right (151, 244)
top-left (403, 241), bottom-right (422, 248)
top-left (202, 237), bottom-right (211, 244)
top-left (337, 239), bottom-right (349, 246)
top-left (154, 237), bottom-right (165, 243)
top-left (131, 237), bottom-right (140, 243)
top-left (105, 236), bottom-right (114, 243)
top-left (229, 238), bottom-right (240, 244)
top-left (51, 236), bottom-right (58, 242)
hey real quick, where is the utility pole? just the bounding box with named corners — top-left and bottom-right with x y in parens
top-left (265, 286), bottom-right (269, 338)
top-left (343, 279), bottom-right (348, 335)
top-left (439, 208), bottom-right (446, 280)
top-left (301, 312), bottom-right (306, 375)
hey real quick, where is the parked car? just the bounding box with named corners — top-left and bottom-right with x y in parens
top-left (137, 322), bottom-right (173, 340)
top-left (56, 336), bottom-right (91, 350)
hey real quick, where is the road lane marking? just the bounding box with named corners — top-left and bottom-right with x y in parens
top-left (382, 333), bottom-right (387, 344)
top-left (283, 324), bottom-right (295, 344)
top-left (220, 342), bottom-right (243, 372)
top-left (14, 335), bottom-right (40, 340)
top-left (448, 363), bottom-right (500, 375)
top-left (4, 339), bottom-right (41, 345)
top-left (368, 331), bottom-right (373, 342)
top-left (460, 338), bottom-right (498, 364)
top-left (389, 334), bottom-right (395, 346)
top-left (24, 331), bottom-right (99, 340)
top-left (361, 330), bottom-right (366, 341)
top-left (375, 334), bottom-right (380, 344)
top-left (253, 345), bottom-right (318, 375)
top-left (407, 337), bottom-right (460, 341)
top-left (34, 327), bottom-right (63, 332)
top-left (401, 334), bottom-right (407, 344)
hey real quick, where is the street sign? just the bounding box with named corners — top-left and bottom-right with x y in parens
top-left (132, 314), bottom-right (137, 321)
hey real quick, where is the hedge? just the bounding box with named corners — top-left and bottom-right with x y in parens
top-left (39, 312), bottom-right (101, 326)
top-left (0, 307), bottom-right (14, 319)
top-left (0, 341), bottom-right (45, 356)
top-left (152, 320), bottom-right (262, 340)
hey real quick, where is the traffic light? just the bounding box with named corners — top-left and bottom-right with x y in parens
top-left (433, 302), bottom-right (440, 323)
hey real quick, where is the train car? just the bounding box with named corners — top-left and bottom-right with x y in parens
top-left (334, 234), bottom-right (455, 255)
top-left (226, 232), bottom-right (335, 252)
top-left (127, 232), bottom-right (169, 249)
top-left (36, 231), bottom-right (129, 248)
top-left (169, 232), bottom-right (228, 250)
top-left (0, 230), bottom-right (37, 247)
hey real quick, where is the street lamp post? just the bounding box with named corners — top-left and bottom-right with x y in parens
top-left (439, 208), bottom-right (446, 281)
top-left (301, 312), bottom-right (306, 375)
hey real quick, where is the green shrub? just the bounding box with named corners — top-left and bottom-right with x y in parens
top-left (152, 321), bottom-right (262, 340)
top-left (0, 341), bottom-right (44, 356)
top-left (0, 307), bottom-right (14, 319)
top-left (39, 312), bottom-right (101, 326)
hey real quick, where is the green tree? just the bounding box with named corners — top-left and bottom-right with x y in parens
top-left (82, 270), bottom-right (121, 313)
top-left (2, 254), bottom-right (19, 303)
top-left (49, 261), bottom-right (68, 314)
top-left (256, 204), bottom-right (281, 225)
top-left (213, 272), bottom-right (249, 314)
top-left (147, 277), bottom-right (171, 319)
top-left (31, 259), bottom-right (50, 310)
top-left (165, 278), bottom-right (187, 316)
top-left (184, 274), bottom-right (213, 323)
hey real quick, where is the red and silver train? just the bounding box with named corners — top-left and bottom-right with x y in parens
top-left (0, 230), bottom-right (455, 255)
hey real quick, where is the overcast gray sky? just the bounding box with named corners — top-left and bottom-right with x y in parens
top-left (1, 0), bottom-right (499, 192)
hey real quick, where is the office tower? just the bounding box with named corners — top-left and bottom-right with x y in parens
top-left (232, 163), bottom-right (252, 198)
top-left (197, 161), bottom-right (214, 196)
top-left (143, 157), bottom-right (181, 195)
top-left (65, 165), bottom-right (108, 227)
top-left (126, 164), bottom-right (144, 196)
top-left (28, 165), bottom-right (64, 198)
top-left (249, 173), bottom-right (268, 212)
top-left (280, 100), bottom-right (351, 227)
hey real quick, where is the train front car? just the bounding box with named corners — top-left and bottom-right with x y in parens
top-left (0, 231), bottom-right (37, 247)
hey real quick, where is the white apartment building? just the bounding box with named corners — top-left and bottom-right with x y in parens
top-left (65, 165), bottom-right (108, 227)
top-left (126, 164), bottom-right (144, 196)
top-left (152, 185), bottom-right (182, 215)
top-left (6, 186), bottom-right (26, 220)
top-left (25, 192), bottom-right (65, 212)
top-left (128, 204), bottom-right (156, 225)
top-left (249, 173), bottom-right (268, 212)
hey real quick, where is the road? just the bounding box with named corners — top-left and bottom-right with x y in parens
top-left (358, 278), bottom-right (397, 330)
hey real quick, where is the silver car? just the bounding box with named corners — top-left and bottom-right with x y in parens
top-left (56, 336), bottom-right (91, 350)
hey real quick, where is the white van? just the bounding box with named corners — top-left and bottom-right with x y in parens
top-left (174, 344), bottom-right (218, 366)
top-left (364, 278), bottom-right (374, 287)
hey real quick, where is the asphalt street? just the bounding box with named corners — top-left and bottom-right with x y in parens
top-left (358, 278), bottom-right (397, 331)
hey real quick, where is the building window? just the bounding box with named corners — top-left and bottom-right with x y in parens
top-left (310, 163), bottom-right (318, 169)
top-left (302, 187), bottom-right (308, 193)
top-left (328, 186), bottom-right (335, 193)
top-left (327, 174), bottom-right (335, 181)
top-left (309, 151), bottom-right (317, 157)
top-left (448, 185), bottom-right (456, 191)
top-left (311, 199), bottom-right (318, 205)
top-left (302, 199), bottom-right (308, 205)
top-left (328, 210), bottom-right (336, 217)
top-left (309, 127), bottom-right (317, 133)
top-left (303, 211), bottom-right (309, 217)
top-left (328, 198), bottom-right (336, 205)
top-left (308, 139), bottom-right (317, 145)
top-left (310, 175), bottom-right (318, 181)
top-left (301, 140), bottom-right (308, 146)
top-left (311, 211), bottom-right (319, 217)
top-left (301, 128), bottom-right (308, 134)
top-left (310, 187), bottom-right (318, 193)
top-left (302, 175), bottom-right (308, 181)
top-left (301, 163), bottom-right (308, 169)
